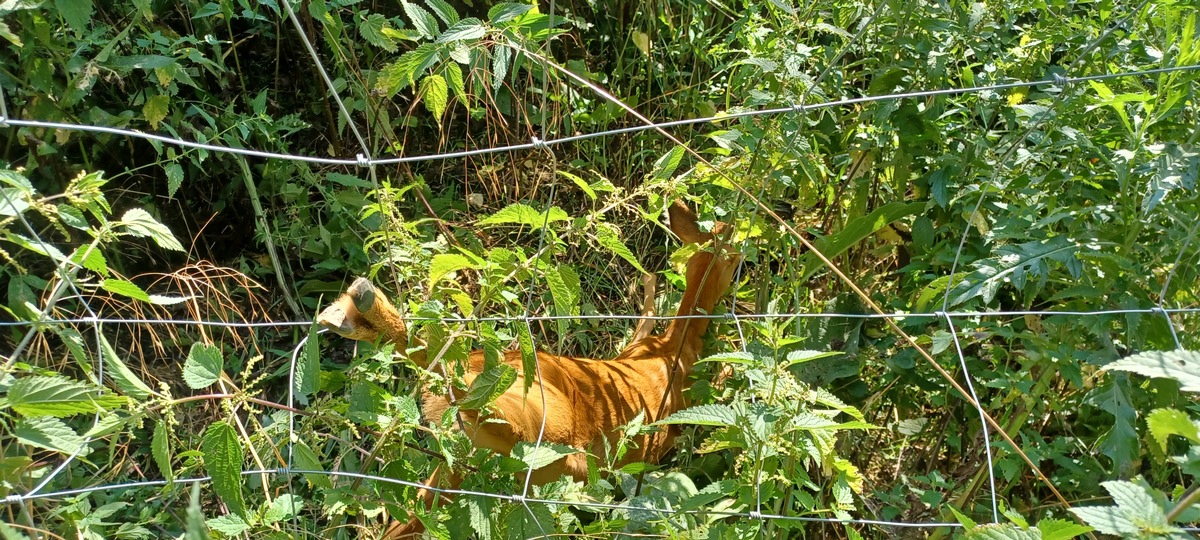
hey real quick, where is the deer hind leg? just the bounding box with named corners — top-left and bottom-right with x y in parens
top-left (382, 464), bottom-right (462, 539)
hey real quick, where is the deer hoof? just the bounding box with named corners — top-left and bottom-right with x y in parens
top-left (348, 277), bottom-right (377, 314)
top-left (317, 305), bottom-right (354, 335)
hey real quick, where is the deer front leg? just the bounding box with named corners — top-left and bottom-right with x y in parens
top-left (382, 464), bottom-right (462, 539)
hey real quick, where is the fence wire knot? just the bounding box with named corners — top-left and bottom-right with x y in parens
top-left (1052, 72), bottom-right (1070, 88)
top-left (791, 102), bottom-right (806, 114)
top-left (511, 494), bottom-right (526, 504)
top-left (748, 510), bottom-right (763, 520)
top-left (355, 154), bottom-right (371, 168)
top-left (2, 494), bottom-right (22, 504)
top-left (531, 136), bottom-right (548, 150)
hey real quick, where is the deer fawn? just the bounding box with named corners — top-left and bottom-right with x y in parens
top-left (316, 201), bottom-right (740, 538)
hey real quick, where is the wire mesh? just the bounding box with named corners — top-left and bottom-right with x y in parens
top-left (1, 0), bottom-right (1198, 537)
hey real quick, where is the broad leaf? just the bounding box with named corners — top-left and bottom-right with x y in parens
top-left (595, 222), bottom-right (648, 274)
top-left (437, 18), bottom-right (485, 43)
top-left (477, 203), bottom-right (568, 230)
top-left (511, 441), bottom-right (579, 470)
top-left (99, 334), bottom-right (156, 399)
top-left (102, 279), bottom-right (151, 302)
top-left (420, 74), bottom-right (449, 122)
top-left (182, 343), bottom-right (223, 389)
top-left (8, 376), bottom-right (112, 417)
top-left (14, 416), bottom-right (86, 454)
top-left (402, 1), bottom-right (440, 39)
top-left (152, 419), bottom-right (174, 483)
top-left (120, 208), bottom-right (185, 251)
top-left (461, 363), bottom-right (517, 410)
top-left (429, 253), bottom-right (477, 288)
top-left (656, 404), bottom-right (739, 427)
top-left (202, 421), bottom-right (246, 517)
top-left (1146, 408), bottom-right (1200, 452)
top-left (1104, 350), bottom-right (1200, 393)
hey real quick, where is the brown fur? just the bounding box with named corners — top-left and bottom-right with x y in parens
top-left (316, 202), bottom-right (740, 538)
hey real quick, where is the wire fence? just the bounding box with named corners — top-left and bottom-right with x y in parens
top-left (2, 0), bottom-right (1199, 537)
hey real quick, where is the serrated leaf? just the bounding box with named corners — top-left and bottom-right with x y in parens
top-left (185, 482), bottom-right (205, 540)
top-left (262, 494), bottom-right (302, 524)
top-left (651, 146), bottom-right (685, 180)
top-left (491, 47), bottom-right (510, 91)
top-left (799, 201), bottom-right (924, 282)
top-left (466, 497), bottom-right (492, 540)
top-left (437, 18), bottom-right (485, 43)
top-left (961, 523), bottom-right (1040, 540)
top-left (403, 1), bottom-right (440, 38)
top-left (69, 245), bottom-right (107, 278)
top-left (488, 3), bottom-right (532, 23)
top-left (205, 514), bottom-right (250, 536)
top-left (152, 419), bottom-right (174, 483)
top-left (183, 343), bottom-right (223, 389)
top-left (8, 376), bottom-right (113, 417)
top-left (55, 0), bottom-right (93, 31)
top-left (1147, 408), bottom-right (1200, 453)
top-left (164, 162), bottom-right (184, 198)
top-left (1102, 481), bottom-right (1166, 524)
top-left (1037, 518), bottom-right (1093, 540)
top-left (359, 13), bottom-right (397, 52)
top-left (143, 94), bottom-right (169, 129)
top-left (429, 253), bottom-right (476, 288)
top-left (378, 43), bottom-right (441, 95)
top-left (516, 323), bottom-right (536, 393)
top-left (1104, 350), bottom-right (1200, 393)
top-left (57, 204), bottom-right (87, 230)
top-left (511, 442), bottom-right (579, 470)
top-left (1069, 506), bottom-right (1138, 536)
top-left (14, 416), bottom-right (85, 454)
top-left (595, 222), bottom-right (648, 274)
top-left (444, 63), bottom-right (466, 102)
top-left (99, 334), bottom-right (156, 399)
top-left (120, 208), bottom-right (184, 251)
top-left (461, 363), bottom-right (517, 410)
top-left (420, 74), bottom-right (449, 123)
top-left (656, 404), bottom-right (738, 427)
top-left (477, 203), bottom-right (569, 230)
top-left (696, 351), bottom-right (757, 364)
top-left (295, 322), bottom-right (321, 406)
top-left (290, 441), bottom-right (332, 488)
top-left (202, 421), bottom-right (246, 517)
top-left (425, 0), bottom-right (460, 25)
top-left (101, 279), bottom-right (151, 302)
top-left (782, 350), bottom-right (843, 368)
top-left (545, 264), bottom-right (580, 336)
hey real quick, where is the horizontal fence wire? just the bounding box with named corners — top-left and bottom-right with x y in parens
top-left (0, 65), bottom-right (1195, 167)
top-left (2, 306), bottom-right (1197, 328)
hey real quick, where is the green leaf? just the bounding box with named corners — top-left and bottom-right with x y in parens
top-left (961, 524), bottom-right (1040, 540)
top-left (437, 18), bottom-right (485, 43)
top-left (491, 47), bottom-right (510, 91)
top-left (295, 322), bottom-right (321, 406)
top-left (545, 264), bottom-right (581, 336)
top-left (420, 74), bottom-right (449, 122)
top-left (425, 0), bottom-right (460, 25)
top-left (697, 351), bottom-right (757, 364)
top-left (782, 350), bottom-right (843, 369)
top-left (99, 334), bottom-right (156, 399)
top-left (101, 279), bottom-right (151, 302)
top-left (1147, 408), bottom-right (1200, 452)
top-left (656, 404), bottom-right (739, 427)
top-left (1070, 506), bottom-right (1137, 536)
top-left (185, 482), bottom-right (205, 540)
top-left (120, 208), bottom-right (185, 251)
top-left (1103, 480), bottom-right (1167, 524)
top-left (477, 203), bottom-right (569, 230)
top-left (1104, 350), bottom-right (1200, 393)
top-left (54, 0), bottom-right (93, 31)
top-left (510, 441), bottom-right (579, 470)
top-left (444, 63), bottom-right (466, 103)
top-left (69, 245), bottom-right (107, 278)
top-left (8, 376), bottom-right (117, 417)
top-left (465, 497), bottom-right (492, 540)
top-left (290, 441), bottom-right (332, 488)
top-left (378, 43), bottom-right (441, 95)
top-left (461, 363), bottom-right (517, 410)
top-left (651, 146), bottom-right (686, 180)
top-left (1037, 518), bottom-right (1094, 540)
top-left (359, 13), bottom-right (397, 52)
top-left (205, 514), bottom-right (250, 536)
top-left (164, 162), bottom-right (184, 198)
top-left (488, 3), bottom-right (532, 24)
top-left (183, 343), bottom-right (223, 389)
top-left (798, 201), bottom-right (924, 282)
top-left (403, 0), bottom-right (440, 38)
top-left (516, 323), bottom-right (536, 393)
top-left (202, 421), bottom-right (246, 517)
top-left (152, 419), bottom-right (174, 483)
top-left (143, 94), bottom-right (169, 129)
top-left (595, 222), bottom-right (648, 274)
top-left (14, 416), bottom-right (85, 454)
top-left (261, 494), bottom-right (302, 524)
top-left (430, 253), bottom-right (477, 288)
